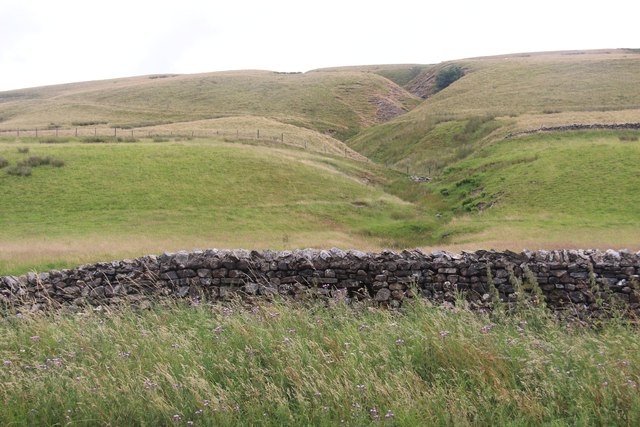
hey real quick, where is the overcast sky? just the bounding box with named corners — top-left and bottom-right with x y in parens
top-left (0, 0), bottom-right (637, 91)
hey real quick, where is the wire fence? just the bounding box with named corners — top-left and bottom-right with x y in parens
top-left (0, 126), bottom-right (366, 161)
top-left (0, 128), bottom-right (437, 177)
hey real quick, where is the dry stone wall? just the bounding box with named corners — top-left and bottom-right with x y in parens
top-left (505, 122), bottom-right (640, 139)
top-left (1, 249), bottom-right (639, 316)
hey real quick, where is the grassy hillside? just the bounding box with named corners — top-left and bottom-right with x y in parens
top-left (0, 70), bottom-right (420, 141)
top-left (429, 130), bottom-right (640, 250)
top-left (0, 138), bottom-right (436, 275)
top-left (132, 116), bottom-right (365, 158)
top-left (414, 50), bottom-right (640, 117)
top-left (349, 114), bottom-right (503, 173)
top-left (311, 64), bottom-right (431, 87)
top-left (349, 50), bottom-right (640, 171)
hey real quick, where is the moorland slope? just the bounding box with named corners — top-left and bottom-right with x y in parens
top-left (1, 49), bottom-right (639, 274)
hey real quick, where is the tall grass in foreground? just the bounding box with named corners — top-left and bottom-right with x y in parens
top-left (1, 299), bottom-right (640, 426)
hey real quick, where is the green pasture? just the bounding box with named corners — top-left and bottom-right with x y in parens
top-left (0, 138), bottom-right (435, 275)
top-left (433, 131), bottom-right (640, 248)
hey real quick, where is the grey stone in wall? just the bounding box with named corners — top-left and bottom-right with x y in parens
top-left (1, 249), bottom-right (639, 318)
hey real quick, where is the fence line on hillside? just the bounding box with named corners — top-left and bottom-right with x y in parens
top-left (0, 126), bottom-right (366, 161)
top-left (0, 128), bottom-right (437, 177)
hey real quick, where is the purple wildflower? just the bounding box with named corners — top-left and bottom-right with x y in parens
top-left (480, 324), bottom-right (494, 333)
top-left (143, 379), bottom-right (158, 390)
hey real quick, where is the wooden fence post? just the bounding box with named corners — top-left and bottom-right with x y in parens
top-left (35, 128), bottom-right (38, 138)
top-left (75, 128), bottom-right (78, 137)
top-left (257, 129), bottom-right (260, 139)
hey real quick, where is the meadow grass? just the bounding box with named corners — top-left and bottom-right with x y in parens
top-left (1, 298), bottom-right (640, 425)
top-left (432, 131), bottom-right (640, 249)
top-left (0, 139), bottom-right (436, 275)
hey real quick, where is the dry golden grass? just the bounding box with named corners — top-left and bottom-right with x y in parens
top-left (433, 220), bottom-right (640, 253)
top-left (0, 231), bottom-right (384, 274)
top-left (0, 69), bottom-right (419, 140)
top-left (138, 116), bottom-right (365, 158)
top-left (408, 49), bottom-right (640, 119)
top-left (4, 294), bottom-right (640, 425)
top-left (501, 108), bottom-right (640, 135)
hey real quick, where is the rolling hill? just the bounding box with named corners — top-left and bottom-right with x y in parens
top-left (345, 49), bottom-right (640, 250)
top-left (349, 49), bottom-right (640, 169)
top-left (0, 70), bottom-right (420, 141)
top-left (1, 49), bottom-right (640, 274)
